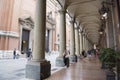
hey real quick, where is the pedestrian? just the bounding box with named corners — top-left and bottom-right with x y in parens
top-left (87, 50), bottom-right (92, 61)
top-left (82, 50), bottom-right (86, 58)
top-left (13, 48), bottom-right (16, 59)
top-left (95, 49), bottom-right (99, 58)
top-left (26, 48), bottom-right (32, 61)
top-left (63, 49), bottom-right (69, 68)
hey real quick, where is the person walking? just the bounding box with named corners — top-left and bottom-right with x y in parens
top-left (26, 48), bottom-right (32, 61)
top-left (87, 50), bottom-right (92, 61)
top-left (82, 50), bottom-right (86, 58)
top-left (13, 48), bottom-right (16, 59)
top-left (63, 50), bottom-right (70, 68)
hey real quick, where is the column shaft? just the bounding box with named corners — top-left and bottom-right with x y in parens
top-left (56, 9), bottom-right (66, 67)
top-left (80, 32), bottom-right (83, 53)
top-left (85, 38), bottom-right (88, 51)
top-left (75, 28), bottom-right (80, 56)
top-left (84, 37), bottom-right (86, 51)
top-left (106, 8), bottom-right (114, 49)
top-left (69, 20), bottom-right (77, 63)
top-left (32, 0), bottom-right (46, 61)
top-left (49, 30), bottom-right (53, 51)
top-left (26, 0), bottom-right (51, 80)
top-left (70, 21), bottom-right (75, 56)
top-left (82, 35), bottom-right (85, 50)
top-left (59, 9), bottom-right (66, 57)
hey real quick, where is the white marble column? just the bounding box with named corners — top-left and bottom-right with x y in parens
top-left (56, 9), bottom-right (66, 67)
top-left (69, 20), bottom-right (77, 63)
top-left (87, 39), bottom-right (89, 50)
top-left (59, 9), bottom-right (66, 57)
top-left (75, 28), bottom-right (80, 58)
top-left (70, 20), bottom-right (75, 56)
top-left (84, 37), bottom-right (86, 51)
top-left (49, 29), bottom-right (53, 52)
top-left (32, 0), bottom-right (46, 61)
top-left (86, 39), bottom-right (89, 51)
top-left (85, 37), bottom-right (87, 51)
top-left (82, 34), bottom-right (85, 50)
top-left (26, 0), bottom-right (51, 79)
top-left (79, 32), bottom-right (83, 54)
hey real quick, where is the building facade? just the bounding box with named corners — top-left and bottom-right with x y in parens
top-left (0, 0), bottom-right (71, 58)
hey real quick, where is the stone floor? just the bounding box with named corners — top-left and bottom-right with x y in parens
top-left (0, 52), bottom-right (106, 80)
top-left (44, 58), bottom-right (106, 80)
top-left (0, 52), bottom-right (59, 80)
top-left (0, 58), bottom-right (27, 80)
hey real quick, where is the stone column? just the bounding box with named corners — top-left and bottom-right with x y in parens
top-left (85, 38), bottom-right (88, 51)
top-left (87, 40), bottom-right (89, 50)
top-left (49, 30), bottom-right (53, 52)
top-left (82, 34), bottom-right (85, 51)
top-left (87, 41), bottom-right (89, 50)
top-left (85, 37), bottom-right (87, 51)
top-left (85, 38), bottom-right (87, 51)
top-left (56, 9), bottom-right (66, 67)
top-left (116, 1), bottom-right (120, 79)
top-left (26, 0), bottom-right (51, 80)
top-left (84, 37), bottom-right (86, 51)
top-left (69, 20), bottom-right (77, 63)
top-left (79, 32), bottom-right (83, 54)
top-left (106, 7), bottom-right (114, 49)
top-left (75, 28), bottom-right (80, 59)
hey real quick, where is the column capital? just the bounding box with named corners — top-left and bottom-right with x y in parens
top-left (75, 27), bottom-right (79, 30)
top-left (79, 30), bottom-right (83, 33)
top-left (69, 18), bottom-right (74, 23)
top-left (58, 9), bottom-right (66, 14)
top-left (69, 20), bottom-right (74, 24)
top-left (82, 33), bottom-right (86, 36)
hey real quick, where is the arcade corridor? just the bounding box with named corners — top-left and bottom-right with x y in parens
top-left (0, 0), bottom-right (120, 80)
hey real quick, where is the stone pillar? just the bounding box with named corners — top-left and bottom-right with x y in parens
top-left (75, 28), bottom-right (80, 59)
top-left (69, 20), bottom-right (77, 63)
top-left (88, 40), bottom-right (90, 50)
top-left (56, 9), bottom-right (66, 67)
top-left (86, 38), bottom-right (88, 51)
top-left (82, 34), bottom-right (85, 51)
top-left (87, 40), bottom-right (89, 50)
top-left (79, 32), bottom-right (83, 54)
top-left (49, 30), bottom-right (53, 52)
top-left (85, 37), bottom-right (88, 51)
top-left (85, 38), bottom-right (87, 51)
top-left (106, 7), bottom-right (114, 49)
top-left (26, 0), bottom-right (51, 80)
top-left (116, 0), bottom-right (120, 79)
top-left (84, 37), bottom-right (86, 51)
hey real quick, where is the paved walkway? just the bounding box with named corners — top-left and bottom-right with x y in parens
top-left (0, 58), bottom-right (27, 80)
top-left (45, 58), bottom-right (106, 80)
top-left (0, 52), bottom-right (106, 80)
top-left (0, 52), bottom-right (59, 80)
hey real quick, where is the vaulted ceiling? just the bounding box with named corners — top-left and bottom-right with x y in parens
top-left (57, 0), bottom-right (105, 45)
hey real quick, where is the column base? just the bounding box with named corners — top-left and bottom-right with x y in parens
top-left (26, 60), bottom-right (51, 80)
top-left (56, 57), bottom-right (65, 67)
top-left (69, 55), bottom-right (77, 63)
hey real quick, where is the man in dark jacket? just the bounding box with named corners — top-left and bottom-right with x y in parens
top-left (26, 48), bottom-right (32, 61)
top-left (13, 48), bottom-right (16, 59)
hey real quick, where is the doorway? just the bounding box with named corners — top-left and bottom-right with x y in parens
top-left (21, 29), bottom-right (30, 53)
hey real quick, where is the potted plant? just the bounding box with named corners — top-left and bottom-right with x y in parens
top-left (99, 48), bottom-right (115, 69)
top-left (99, 48), bottom-right (120, 80)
